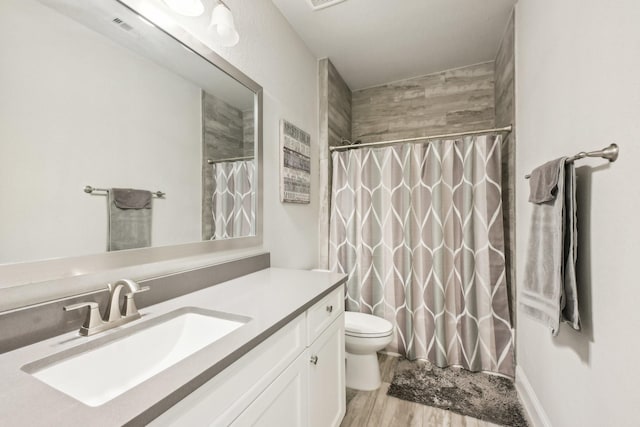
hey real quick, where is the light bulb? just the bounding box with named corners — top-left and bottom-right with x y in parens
top-left (210, 24), bottom-right (239, 47)
top-left (208, 3), bottom-right (239, 47)
top-left (211, 3), bottom-right (233, 27)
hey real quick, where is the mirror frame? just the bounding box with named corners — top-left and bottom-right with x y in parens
top-left (0, 0), bottom-right (263, 312)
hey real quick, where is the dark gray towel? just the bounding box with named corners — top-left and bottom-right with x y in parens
top-left (528, 158), bottom-right (565, 203)
top-left (108, 188), bottom-right (152, 251)
top-left (111, 188), bottom-right (152, 209)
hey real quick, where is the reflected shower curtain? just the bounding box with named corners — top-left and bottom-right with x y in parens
top-left (329, 135), bottom-right (514, 376)
top-left (211, 160), bottom-right (255, 239)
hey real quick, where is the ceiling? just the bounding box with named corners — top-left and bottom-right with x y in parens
top-left (271, 0), bottom-right (516, 90)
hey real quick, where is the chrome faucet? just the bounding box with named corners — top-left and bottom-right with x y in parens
top-left (64, 279), bottom-right (149, 336)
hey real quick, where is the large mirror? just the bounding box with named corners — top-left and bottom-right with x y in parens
top-left (0, 0), bottom-right (262, 275)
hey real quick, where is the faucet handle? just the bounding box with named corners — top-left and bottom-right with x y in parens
top-left (123, 286), bottom-right (150, 317)
top-left (126, 286), bottom-right (150, 296)
top-left (64, 302), bottom-right (104, 336)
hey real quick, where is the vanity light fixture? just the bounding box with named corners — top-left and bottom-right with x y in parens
top-left (208, 0), bottom-right (240, 47)
top-left (162, 0), bottom-right (205, 17)
top-left (162, 0), bottom-right (240, 47)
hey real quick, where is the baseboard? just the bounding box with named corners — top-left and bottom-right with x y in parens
top-left (515, 366), bottom-right (553, 427)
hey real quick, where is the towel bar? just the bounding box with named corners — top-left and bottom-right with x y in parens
top-left (524, 143), bottom-right (619, 179)
top-left (84, 186), bottom-right (165, 198)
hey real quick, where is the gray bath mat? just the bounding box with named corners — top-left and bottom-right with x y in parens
top-left (387, 359), bottom-right (528, 426)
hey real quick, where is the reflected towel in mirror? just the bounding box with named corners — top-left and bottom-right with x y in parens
top-left (108, 188), bottom-right (152, 251)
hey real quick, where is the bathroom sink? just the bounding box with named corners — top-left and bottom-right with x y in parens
top-left (23, 307), bottom-right (250, 407)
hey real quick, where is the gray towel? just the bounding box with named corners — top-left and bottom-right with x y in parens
top-left (562, 163), bottom-right (580, 330)
top-left (528, 158), bottom-right (565, 203)
top-left (108, 188), bottom-right (152, 251)
top-left (111, 188), bottom-right (152, 209)
top-left (520, 159), bottom-right (580, 335)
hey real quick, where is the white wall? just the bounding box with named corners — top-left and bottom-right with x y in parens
top-left (515, 1), bottom-right (640, 426)
top-left (222, 0), bottom-right (319, 269)
top-left (0, 0), bottom-right (202, 263)
top-left (140, 0), bottom-right (320, 269)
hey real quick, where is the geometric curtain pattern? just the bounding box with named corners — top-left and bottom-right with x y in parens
top-left (211, 160), bottom-right (255, 240)
top-left (329, 135), bottom-right (514, 376)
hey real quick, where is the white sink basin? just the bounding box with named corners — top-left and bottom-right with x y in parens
top-left (23, 307), bottom-right (249, 407)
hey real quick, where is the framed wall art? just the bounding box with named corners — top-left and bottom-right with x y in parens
top-left (280, 119), bottom-right (311, 204)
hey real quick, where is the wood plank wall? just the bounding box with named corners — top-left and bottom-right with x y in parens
top-left (242, 109), bottom-right (255, 157)
top-left (328, 60), bottom-right (352, 146)
top-left (319, 58), bottom-right (353, 268)
top-left (494, 11), bottom-right (516, 324)
top-left (351, 62), bottom-right (495, 144)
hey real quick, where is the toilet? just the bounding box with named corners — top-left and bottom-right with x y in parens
top-left (344, 312), bottom-right (393, 391)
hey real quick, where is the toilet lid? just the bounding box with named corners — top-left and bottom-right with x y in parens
top-left (345, 312), bottom-right (393, 337)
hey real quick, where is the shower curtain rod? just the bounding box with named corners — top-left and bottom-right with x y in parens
top-left (207, 156), bottom-right (254, 164)
top-left (329, 125), bottom-right (513, 152)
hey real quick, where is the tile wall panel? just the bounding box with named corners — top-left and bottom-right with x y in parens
top-left (352, 62), bottom-right (496, 144)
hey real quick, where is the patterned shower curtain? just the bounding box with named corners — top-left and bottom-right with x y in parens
top-left (211, 160), bottom-right (255, 240)
top-left (329, 135), bottom-right (514, 376)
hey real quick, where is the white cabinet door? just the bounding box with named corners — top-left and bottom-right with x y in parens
top-left (150, 315), bottom-right (306, 427)
top-left (308, 314), bottom-right (345, 427)
top-left (231, 351), bottom-right (309, 427)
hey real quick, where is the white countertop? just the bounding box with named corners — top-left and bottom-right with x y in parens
top-left (0, 268), bottom-right (346, 426)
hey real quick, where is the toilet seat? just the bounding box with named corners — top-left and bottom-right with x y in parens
top-left (345, 312), bottom-right (393, 338)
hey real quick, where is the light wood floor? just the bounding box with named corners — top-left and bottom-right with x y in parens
top-left (341, 354), bottom-right (501, 427)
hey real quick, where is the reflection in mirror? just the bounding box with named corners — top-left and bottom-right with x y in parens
top-left (202, 92), bottom-right (255, 240)
top-left (0, 0), bottom-right (260, 267)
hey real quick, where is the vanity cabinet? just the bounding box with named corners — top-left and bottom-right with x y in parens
top-left (307, 315), bottom-right (345, 427)
top-left (151, 286), bottom-right (345, 427)
top-left (306, 285), bottom-right (344, 344)
top-left (233, 315), bottom-right (345, 427)
top-left (231, 351), bottom-right (310, 426)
